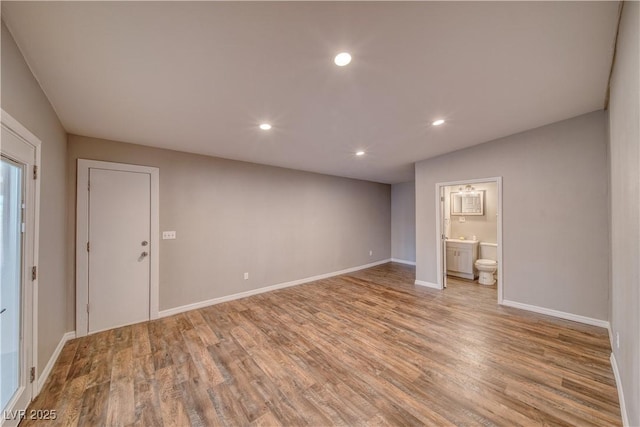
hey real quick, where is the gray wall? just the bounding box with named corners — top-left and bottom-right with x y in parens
top-left (608, 2), bottom-right (639, 425)
top-left (67, 135), bottom-right (391, 319)
top-left (1, 22), bottom-right (69, 375)
top-left (416, 111), bottom-right (609, 320)
top-left (391, 181), bottom-right (416, 263)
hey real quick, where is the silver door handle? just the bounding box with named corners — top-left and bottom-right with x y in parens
top-left (0, 308), bottom-right (6, 315)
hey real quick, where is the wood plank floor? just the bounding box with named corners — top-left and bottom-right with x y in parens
top-left (25, 263), bottom-right (621, 426)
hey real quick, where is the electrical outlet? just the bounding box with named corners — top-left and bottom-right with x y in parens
top-left (162, 231), bottom-right (176, 240)
top-left (369, 250), bottom-right (373, 256)
top-left (616, 332), bottom-right (620, 349)
top-left (244, 272), bottom-right (249, 280)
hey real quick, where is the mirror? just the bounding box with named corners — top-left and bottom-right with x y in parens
top-left (451, 191), bottom-right (484, 216)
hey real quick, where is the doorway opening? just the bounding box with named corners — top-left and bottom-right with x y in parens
top-left (435, 177), bottom-right (503, 303)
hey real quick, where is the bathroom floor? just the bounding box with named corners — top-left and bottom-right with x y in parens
top-left (446, 275), bottom-right (497, 292)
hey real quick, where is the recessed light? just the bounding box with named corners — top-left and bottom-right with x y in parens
top-left (334, 52), bottom-right (352, 67)
top-left (259, 123), bottom-right (272, 130)
top-left (355, 150), bottom-right (365, 156)
top-left (432, 119), bottom-right (445, 126)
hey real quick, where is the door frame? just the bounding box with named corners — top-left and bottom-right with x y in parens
top-left (439, 185), bottom-right (448, 289)
top-left (435, 176), bottom-right (504, 303)
top-left (76, 159), bottom-right (159, 337)
top-left (0, 110), bottom-right (41, 413)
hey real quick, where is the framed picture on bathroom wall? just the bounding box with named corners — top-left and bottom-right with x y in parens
top-left (450, 190), bottom-right (484, 216)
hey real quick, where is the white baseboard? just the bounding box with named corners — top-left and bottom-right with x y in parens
top-left (501, 299), bottom-right (610, 329)
top-left (391, 258), bottom-right (416, 266)
top-left (607, 323), bottom-right (614, 351)
top-left (414, 279), bottom-right (441, 290)
top-left (610, 352), bottom-right (630, 427)
top-left (159, 259), bottom-right (392, 318)
top-left (37, 331), bottom-right (76, 394)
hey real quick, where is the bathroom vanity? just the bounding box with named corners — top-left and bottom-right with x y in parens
top-left (446, 239), bottom-right (479, 280)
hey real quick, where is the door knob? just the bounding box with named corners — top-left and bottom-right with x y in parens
top-left (141, 252), bottom-right (148, 257)
top-left (0, 308), bottom-right (6, 315)
top-left (141, 241), bottom-right (148, 246)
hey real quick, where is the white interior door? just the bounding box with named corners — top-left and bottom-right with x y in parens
top-left (1, 113), bottom-right (39, 427)
top-left (88, 168), bottom-right (151, 333)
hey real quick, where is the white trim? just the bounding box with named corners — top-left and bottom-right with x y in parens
top-left (610, 352), bottom-right (630, 427)
top-left (76, 159), bottom-right (160, 337)
top-left (501, 299), bottom-right (610, 328)
top-left (435, 177), bottom-right (503, 303)
top-left (36, 332), bottom-right (76, 394)
top-left (414, 280), bottom-right (441, 289)
top-left (159, 259), bottom-right (391, 318)
top-left (1, 109), bottom-right (42, 407)
top-left (1, 110), bottom-right (42, 149)
top-left (391, 258), bottom-right (416, 266)
top-left (607, 323), bottom-right (614, 352)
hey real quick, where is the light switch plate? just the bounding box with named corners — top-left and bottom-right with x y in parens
top-left (162, 231), bottom-right (176, 240)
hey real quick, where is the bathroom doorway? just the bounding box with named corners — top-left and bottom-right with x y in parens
top-left (435, 177), bottom-right (503, 303)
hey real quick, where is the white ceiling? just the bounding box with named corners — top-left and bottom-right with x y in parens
top-left (2, 1), bottom-right (619, 184)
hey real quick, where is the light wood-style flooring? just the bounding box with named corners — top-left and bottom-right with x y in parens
top-left (25, 262), bottom-right (621, 426)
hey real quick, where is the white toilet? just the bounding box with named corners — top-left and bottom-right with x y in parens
top-left (475, 242), bottom-right (498, 285)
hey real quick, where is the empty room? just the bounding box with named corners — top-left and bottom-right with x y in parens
top-left (1, 1), bottom-right (638, 426)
